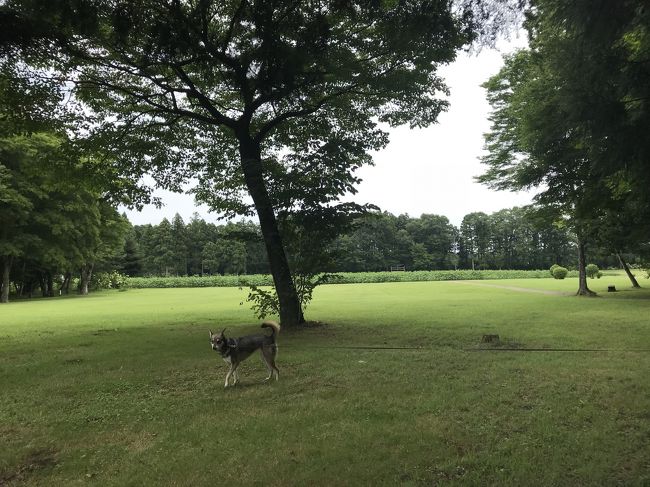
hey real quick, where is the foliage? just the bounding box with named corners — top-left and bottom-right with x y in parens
top-left (2, 0), bottom-right (488, 325)
top-left (91, 271), bottom-right (128, 290)
top-left (479, 0), bottom-right (650, 295)
top-left (551, 266), bottom-right (568, 280)
top-left (246, 273), bottom-right (337, 320)
top-left (124, 275), bottom-right (268, 289)
top-left (0, 131), bottom-right (129, 301)
top-left (120, 207), bottom-right (587, 281)
top-left (123, 269), bottom-right (581, 289)
top-left (585, 264), bottom-right (601, 279)
top-left (330, 269), bottom-right (579, 283)
top-left (549, 264), bottom-right (560, 277)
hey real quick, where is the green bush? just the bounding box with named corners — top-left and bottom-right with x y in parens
top-left (585, 264), bottom-right (601, 279)
top-left (122, 269), bottom-right (579, 289)
top-left (550, 264), bottom-right (560, 277)
top-left (124, 275), bottom-right (273, 289)
top-left (92, 271), bottom-right (128, 290)
top-left (552, 266), bottom-right (568, 279)
top-left (247, 273), bottom-right (338, 319)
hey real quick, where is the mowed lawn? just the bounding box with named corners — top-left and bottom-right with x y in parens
top-left (1, 274), bottom-right (649, 486)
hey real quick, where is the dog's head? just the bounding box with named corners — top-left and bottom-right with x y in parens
top-left (209, 329), bottom-right (227, 353)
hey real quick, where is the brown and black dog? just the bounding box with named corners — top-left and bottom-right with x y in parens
top-left (209, 321), bottom-right (280, 388)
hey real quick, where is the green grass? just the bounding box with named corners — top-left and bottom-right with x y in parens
top-left (1, 273), bottom-right (649, 486)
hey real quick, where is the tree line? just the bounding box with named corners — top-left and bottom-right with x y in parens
top-left (115, 207), bottom-right (638, 279)
top-left (2, 176), bottom-right (643, 303)
top-left (0, 132), bottom-right (129, 302)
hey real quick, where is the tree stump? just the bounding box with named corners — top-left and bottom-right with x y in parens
top-left (481, 334), bottom-right (500, 344)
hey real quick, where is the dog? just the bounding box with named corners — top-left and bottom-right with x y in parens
top-left (209, 321), bottom-right (280, 388)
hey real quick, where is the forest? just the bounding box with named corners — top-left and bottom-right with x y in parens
top-left (124, 209), bottom-right (584, 277)
top-left (6, 199), bottom-right (641, 301)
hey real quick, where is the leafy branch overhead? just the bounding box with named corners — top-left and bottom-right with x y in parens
top-left (4, 1), bottom-right (474, 209)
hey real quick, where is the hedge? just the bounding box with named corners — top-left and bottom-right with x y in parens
top-left (123, 269), bottom-right (580, 289)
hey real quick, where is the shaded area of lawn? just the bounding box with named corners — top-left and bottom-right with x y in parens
top-left (1, 277), bottom-right (649, 485)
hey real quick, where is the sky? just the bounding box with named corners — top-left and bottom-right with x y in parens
top-left (121, 35), bottom-right (532, 228)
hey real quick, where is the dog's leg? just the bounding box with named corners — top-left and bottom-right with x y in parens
top-left (231, 364), bottom-right (240, 385)
top-left (262, 345), bottom-right (280, 381)
top-left (224, 364), bottom-right (235, 388)
top-left (261, 348), bottom-right (273, 381)
top-left (270, 345), bottom-right (279, 381)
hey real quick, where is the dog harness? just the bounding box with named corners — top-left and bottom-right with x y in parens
top-left (221, 338), bottom-right (239, 357)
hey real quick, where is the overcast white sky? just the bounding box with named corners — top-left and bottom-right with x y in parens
top-left (122, 36), bottom-right (532, 227)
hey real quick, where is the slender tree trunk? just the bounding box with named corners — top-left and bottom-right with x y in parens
top-left (46, 272), bottom-right (55, 297)
top-left (1, 256), bottom-right (12, 303)
top-left (617, 252), bottom-right (640, 288)
top-left (576, 239), bottom-right (596, 296)
top-left (239, 137), bottom-right (304, 326)
top-left (18, 260), bottom-right (26, 297)
top-left (79, 263), bottom-right (94, 295)
top-left (26, 280), bottom-right (33, 298)
top-left (39, 272), bottom-right (48, 297)
top-left (62, 271), bottom-right (72, 294)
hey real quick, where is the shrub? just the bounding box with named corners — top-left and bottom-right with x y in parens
top-left (552, 266), bottom-right (568, 279)
top-left (246, 273), bottom-right (337, 319)
top-left (92, 271), bottom-right (128, 290)
top-left (124, 275), bottom-right (273, 288)
top-left (585, 264), bottom-right (601, 279)
top-left (550, 264), bottom-right (560, 277)
top-left (122, 269), bottom-right (580, 289)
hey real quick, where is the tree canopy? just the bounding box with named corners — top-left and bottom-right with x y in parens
top-left (479, 0), bottom-right (650, 294)
top-left (3, 0), bottom-right (495, 324)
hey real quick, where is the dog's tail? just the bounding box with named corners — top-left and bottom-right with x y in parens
top-left (261, 320), bottom-right (280, 340)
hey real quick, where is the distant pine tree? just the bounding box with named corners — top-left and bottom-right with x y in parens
top-left (121, 234), bottom-right (143, 277)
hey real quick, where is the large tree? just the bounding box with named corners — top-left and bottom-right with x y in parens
top-left (480, 48), bottom-right (602, 294)
top-left (406, 214), bottom-right (456, 269)
top-left (459, 212), bottom-right (491, 270)
top-left (480, 0), bottom-right (649, 294)
top-left (2, 0), bottom-right (491, 325)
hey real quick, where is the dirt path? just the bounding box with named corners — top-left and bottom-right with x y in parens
top-left (450, 281), bottom-right (568, 296)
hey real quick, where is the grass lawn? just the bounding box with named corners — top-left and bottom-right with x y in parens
top-left (1, 273), bottom-right (649, 486)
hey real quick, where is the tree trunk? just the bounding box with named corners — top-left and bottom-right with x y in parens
top-left (17, 260), bottom-right (26, 297)
top-left (1, 256), bottom-right (11, 303)
top-left (79, 263), bottom-right (94, 295)
top-left (617, 252), bottom-right (640, 288)
top-left (62, 271), bottom-right (72, 294)
top-left (23, 279), bottom-right (32, 298)
top-left (39, 272), bottom-right (48, 297)
top-left (46, 272), bottom-right (55, 297)
top-left (238, 137), bottom-right (304, 326)
top-left (576, 239), bottom-right (596, 296)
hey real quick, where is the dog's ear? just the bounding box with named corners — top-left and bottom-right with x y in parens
top-left (220, 328), bottom-right (226, 337)
top-left (209, 330), bottom-right (213, 339)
